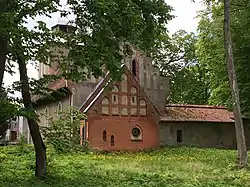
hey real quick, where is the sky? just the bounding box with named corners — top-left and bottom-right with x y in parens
top-left (3, 0), bottom-right (204, 96)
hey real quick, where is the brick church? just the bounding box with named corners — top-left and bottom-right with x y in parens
top-left (33, 22), bottom-right (250, 151)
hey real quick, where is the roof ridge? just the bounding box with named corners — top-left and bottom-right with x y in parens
top-left (166, 104), bottom-right (227, 109)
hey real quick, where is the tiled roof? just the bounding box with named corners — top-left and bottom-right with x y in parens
top-left (160, 104), bottom-right (234, 123)
top-left (32, 79), bottom-right (72, 102)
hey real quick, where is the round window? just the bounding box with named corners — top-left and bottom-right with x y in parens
top-left (132, 127), bottom-right (141, 138)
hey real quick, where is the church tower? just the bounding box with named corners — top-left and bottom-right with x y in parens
top-left (125, 46), bottom-right (169, 111)
top-left (38, 18), bottom-right (76, 79)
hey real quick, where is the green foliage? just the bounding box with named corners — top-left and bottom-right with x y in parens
top-left (196, 1), bottom-right (250, 114)
top-left (0, 145), bottom-right (250, 186)
top-left (159, 30), bottom-right (210, 105)
top-left (41, 106), bottom-right (87, 153)
top-left (170, 64), bottom-right (210, 104)
top-left (59, 0), bottom-right (173, 82)
top-left (0, 88), bottom-right (20, 138)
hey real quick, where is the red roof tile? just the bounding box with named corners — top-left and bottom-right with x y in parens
top-left (160, 104), bottom-right (234, 123)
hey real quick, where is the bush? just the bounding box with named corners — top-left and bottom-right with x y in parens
top-left (41, 106), bottom-right (87, 153)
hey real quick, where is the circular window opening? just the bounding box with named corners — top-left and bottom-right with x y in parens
top-left (132, 127), bottom-right (141, 138)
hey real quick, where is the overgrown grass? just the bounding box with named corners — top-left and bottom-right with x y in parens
top-left (0, 145), bottom-right (250, 187)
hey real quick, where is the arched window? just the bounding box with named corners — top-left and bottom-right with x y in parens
top-left (111, 135), bottom-right (115, 146)
top-left (113, 95), bottom-right (117, 103)
top-left (139, 99), bottom-right (147, 116)
top-left (103, 130), bottom-right (107, 141)
top-left (112, 86), bottom-right (119, 104)
top-left (131, 87), bottom-right (137, 94)
top-left (102, 97), bottom-right (109, 115)
top-left (131, 87), bottom-right (137, 105)
top-left (140, 100), bottom-right (146, 106)
top-left (112, 85), bottom-right (119, 92)
top-left (132, 59), bottom-right (136, 77)
top-left (102, 97), bottom-right (109, 105)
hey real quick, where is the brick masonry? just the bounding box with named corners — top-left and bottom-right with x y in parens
top-left (85, 67), bottom-right (161, 151)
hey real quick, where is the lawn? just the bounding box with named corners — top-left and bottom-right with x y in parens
top-left (0, 145), bottom-right (250, 187)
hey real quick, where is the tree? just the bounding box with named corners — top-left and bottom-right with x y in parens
top-left (197, 0), bottom-right (250, 114)
top-left (48, 0), bottom-right (174, 82)
top-left (0, 0), bottom-right (9, 87)
top-left (196, 0), bottom-right (248, 167)
top-left (1, 0), bottom-right (174, 178)
top-left (170, 64), bottom-right (210, 104)
top-left (224, 0), bottom-right (247, 168)
top-left (0, 0), bottom-right (63, 178)
top-left (154, 29), bottom-right (210, 104)
top-left (0, 89), bottom-right (19, 139)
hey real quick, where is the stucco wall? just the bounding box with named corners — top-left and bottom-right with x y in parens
top-left (73, 82), bottom-right (98, 108)
top-left (35, 96), bottom-right (70, 126)
top-left (159, 122), bottom-right (237, 149)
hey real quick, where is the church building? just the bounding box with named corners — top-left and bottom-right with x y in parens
top-left (33, 22), bottom-right (250, 151)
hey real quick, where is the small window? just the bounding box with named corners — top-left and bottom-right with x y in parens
top-left (111, 135), bottom-right (115, 146)
top-left (132, 96), bottom-right (135, 103)
top-left (10, 131), bottom-right (17, 142)
top-left (113, 95), bottom-right (117, 103)
top-left (132, 59), bottom-right (136, 77)
top-left (177, 130), bottom-right (183, 143)
top-left (59, 25), bottom-right (67, 33)
top-left (103, 130), bottom-right (107, 141)
top-left (132, 127), bottom-right (141, 138)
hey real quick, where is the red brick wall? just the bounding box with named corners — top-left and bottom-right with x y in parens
top-left (84, 67), bottom-right (160, 151)
top-left (87, 116), bottom-right (159, 151)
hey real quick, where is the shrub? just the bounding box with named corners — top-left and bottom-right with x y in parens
top-left (41, 106), bottom-right (87, 153)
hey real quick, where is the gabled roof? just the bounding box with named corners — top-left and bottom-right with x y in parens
top-left (32, 79), bottom-right (74, 103)
top-left (79, 65), bottom-right (160, 114)
top-left (160, 104), bottom-right (234, 123)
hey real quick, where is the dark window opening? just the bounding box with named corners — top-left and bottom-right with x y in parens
top-left (132, 127), bottom-right (141, 138)
top-left (59, 25), bottom-right (67, 33)
top-left (113, 95), bottom-right (117, 103)
top-left (10, 131), bottom-right (17, 142)
top-left (177, 130), bottom-right (183, 143)
top-left (132, 96), bottom-right (135, 103)
top-left (103, 130), bottom-right (107, 141)
top-left (111, 135), bottom-right (115, 146)
top-left (132, 60), bottom-right (137, 77)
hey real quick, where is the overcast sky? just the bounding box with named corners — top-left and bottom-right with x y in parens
top-left (3, 0), bottom-right (204, 95)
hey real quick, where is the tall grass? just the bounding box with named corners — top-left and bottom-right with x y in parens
top-left (0, 145), bottom-right (249, 187)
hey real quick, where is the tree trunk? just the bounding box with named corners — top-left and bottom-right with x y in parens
top-left (224, 0), bottom-right (248, 168)
top-left (0, 37), bottom-right (7, 87)
top-left (17, 56), bottom-right (47, 177)
top-left (0, 0), bottom-right (9, 87)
